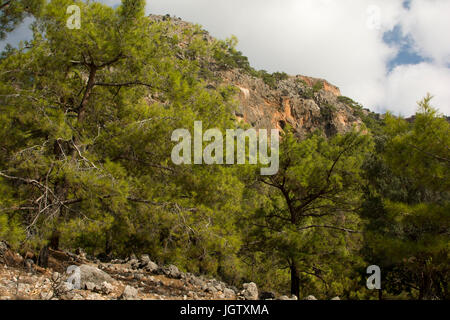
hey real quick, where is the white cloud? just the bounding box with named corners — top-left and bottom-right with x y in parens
top-left (384, 63), bottom-right (450, 116)
top-left (145, 0), bottom-right (402, 111)
top-left (400, 0), bottom-right (450, 66)
top-left (2, 0), bottom-right (449, 116)
top-left (144, 0), bottom-right (450, 116)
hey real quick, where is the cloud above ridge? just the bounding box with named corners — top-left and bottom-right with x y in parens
top-left (2, 0), bottom-right (448, 116)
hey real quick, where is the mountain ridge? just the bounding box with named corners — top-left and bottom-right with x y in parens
top-left (151, 13), bottom-right (380, 138)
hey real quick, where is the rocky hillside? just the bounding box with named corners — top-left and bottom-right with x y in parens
top-left (151, 14), bottom-right (375, 138)
top-left (217, 68), bottom-right (365, 138)
top-left (0, 15), bottom-right (373, 302)
top-left (0, 240), bottom-right (310, 300)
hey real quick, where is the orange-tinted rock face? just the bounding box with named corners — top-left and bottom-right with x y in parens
top-left (323, 81), bottom-right (341, 96)
top-left (216, 69), bottom-right (362, 138)
top-left (298, 75), bottom-right (341, 96)
top-left (148, 14), bottom-right (364, 138)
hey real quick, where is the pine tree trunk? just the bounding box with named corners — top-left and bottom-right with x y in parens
top-left (49, 230), bottom-right (60, 250)
top-left (290, 262), bottom-right (300, 299)
top-left (37, 245), bottom-right (49, 268)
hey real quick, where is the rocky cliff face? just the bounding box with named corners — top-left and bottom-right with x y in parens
top-left (151, 14), bottom-right (367, 138)
top-left (216, 69), bottom-right (363, 138)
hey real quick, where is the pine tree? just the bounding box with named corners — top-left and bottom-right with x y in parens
top-left (0, 0), bottom-right (243, 275)
top-left (246, 128), bottom-right (373, 298)
top-left (0, 0), bottom-right (44, 39)
top-left (361, 95), bottom-right (449, 300)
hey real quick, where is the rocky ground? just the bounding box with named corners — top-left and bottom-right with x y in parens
top-left (0, 241), bottom-right (307, 301)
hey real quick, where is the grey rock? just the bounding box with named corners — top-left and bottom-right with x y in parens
top-left (0, 241), bottom-right (10, 264)
top-left (331, 296), bottom-right (340, 300)
top-left (140, 254), bottom-right (151, 263)
top-left (162, 264), bottom-right (181, 278)
top-left (188, 276), bottom-right (205, 287)
top-left (305, 295), bottom-right (317, 300)
top-left (206, 286), bottom-right (217, 294)
top-left (121, 285), bottom-right (138, 300)
top-left (144, 261), bottom-right (159, 273)
top-left (101, 281), bottom-right (114, 295)
top-left (223, 288), bottom-right (236, 298)
top-left (84, 281), bottom-right (96, 291)
top-left (79, 264), bottom-right (114, 287)
top-left (60, 281), bottom-right (74, 292)
top-left (134, 273), bottom-right (144, 281)
top-left (0, 241), bottom-right (8, 251)
top-left (128, 259), bottom-right (139, 269)
top-left (52, 272), bottom-right (60, 282)
top-left (276, 294), bottom-right (298, 301)
top-left (242, 282), bottom-right (258, 300)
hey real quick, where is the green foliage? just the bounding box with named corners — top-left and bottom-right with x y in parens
top-left (301, 88), bottom-right (315, 99)
top-left (361, 95), bottom-right (450, 300)
top-left (312, 80), bottom-right (324, 92)
top-left (295, 78), bottom-right (307, 87)
top-left (320, 103), bottom-right (337, 120)
top-left (213, 36), bottom-right (252, 72)
top-left (337, 96), bottom-right (384, 134)
top-left (0, 0), bottom-right (241, 277)
top-left (384, 95), bottom-right (450, 191)
top-left (0, 0), bottom-right (44, 39)
top-left (300, 81), bottom-right (323, 100)
top-left (243, 128), bottom-right (374, 298)
top-left (255, 70), bottom-right (289, 88)
top-left (0, 214), bottom-right (25, 248)
top-left (0, 0), bottom-right (447, 300)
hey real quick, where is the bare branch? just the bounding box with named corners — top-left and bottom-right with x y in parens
top-left (297, 224), bottom-right (361, 233)
top-left (93, 81), bottom-right (153, 88)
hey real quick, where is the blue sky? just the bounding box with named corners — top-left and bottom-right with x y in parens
top-left (383, 25), bottom-right (430, 71)
top-left (1, 0), bottom-right (449, 116)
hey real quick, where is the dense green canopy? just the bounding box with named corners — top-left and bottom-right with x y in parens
top-left (0, 1), bottom-right (448, 300)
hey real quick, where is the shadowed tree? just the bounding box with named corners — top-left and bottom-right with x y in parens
top-left (248, 128), bottom-right (373, 298)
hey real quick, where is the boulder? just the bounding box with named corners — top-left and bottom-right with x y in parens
top-left (128, 259), bottom-right (139, 269)
top-left (162, 264), bottom-right (181, 278)
top-left (223, 288), bottom-right (236, 299)
top-left (121, 285), bottom-right (138, 300)
top-left (145, 261), bottom-right (159, 273)
top-left (242, 282), bottom-right (258, 300)
top-left (134, 273), bottom-right (144, 281)
top-left (140, 254), bottom-right (151, 264)
top-left (206, 285), bottom-right (217, 294)
top-left (79, 264), bottom-right (114, 287)
top-left (305, 295), bottom-right (317, 300)
top-left (52, 272), bottom-right (60, 282)
top-left (188, 275), bottom-right (205, 288)
top-left (100, 281), bottom-right (114, 295)
top-left (84, 281), bottom-right (96, 291)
